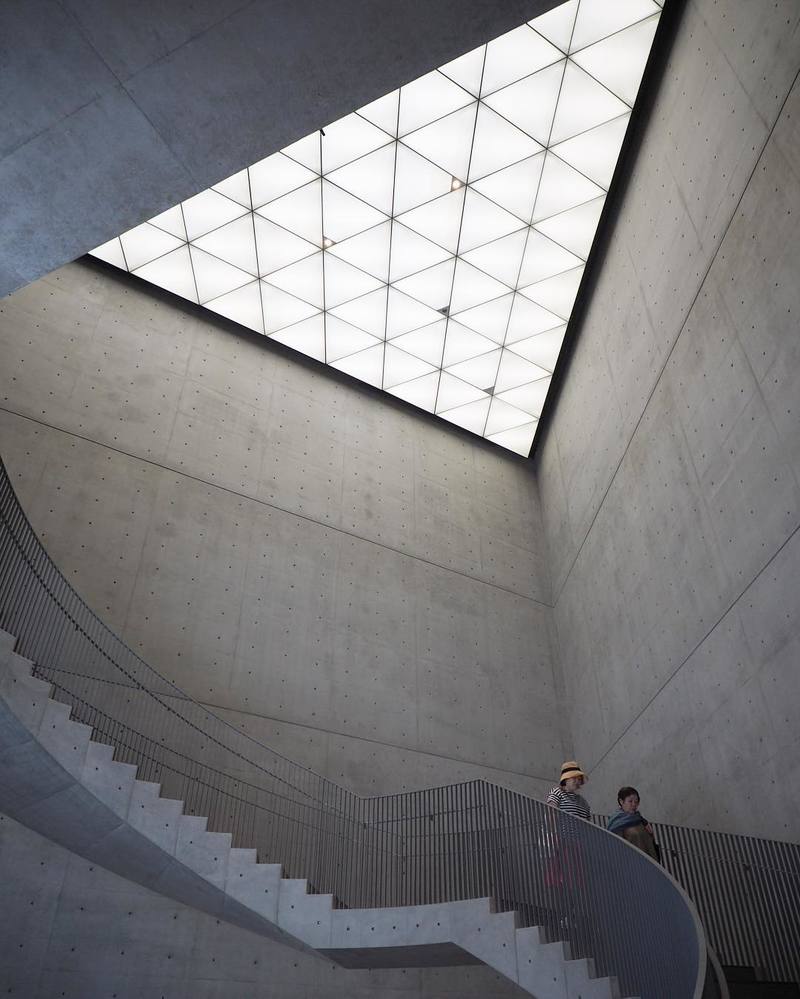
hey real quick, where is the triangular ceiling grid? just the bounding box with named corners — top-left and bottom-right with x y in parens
top-left (91, 0), bottom-right (662, 457)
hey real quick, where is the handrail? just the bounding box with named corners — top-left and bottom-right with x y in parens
top-left (0, 456), bottom-right (723, 998)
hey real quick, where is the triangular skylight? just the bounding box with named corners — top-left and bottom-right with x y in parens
top-left (91, 0), bottom-right (662, 456)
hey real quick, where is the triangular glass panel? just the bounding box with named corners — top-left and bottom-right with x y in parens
top-left (213, 168), bottom-right (252, 209)
top-left (452, 292), bottom-right (513, 343)
top-left (446, 348), bottom-right (502, 390)
top-left (458, 187), bottom-right (525, 254)
top-left (387, 370), bottom-right (440, 412)
top-left (269, 313), bottom-right (326, 361)
top-left (534, 196), bottom-right (605, 258)
top-left (383, 342), bottom-right (437, 388)
top-left (322, 180), bottom-right (387, 242)
top-left (133, 245), bottom-right (198, 303)
top-left (439, 44), bottom-right (485, 97)
top-left (472, 153), bottom-right (545, 224)
top-left (462, 228), bottom-right (528, 287)
top-left (505, 293), bottom-right (564, 343)
top-left (253, 216), bottom-right (319, 276)
top-left (399, 71), bottom-right (474, 136)
top-left (518, 230), bottom-right (583, 287)
top-left (529, 0), bottom-right (578, 53)
top-left (402, 103), bottom-right (478, 181)
top-left (194, 214), bottom-right (258, 276)
top-left (120, 223), bottom-right (183, 271)
top-left (549, 62), bottom-right (629, 144)
top-left (190, 246), bottom-right (254, 304)
top-left (386, 287), bottom-right (443, 338)
top-left (329, 286), bottom-right (388, 338)
top-left (508, 325), bottom-right (566, 371)
top-left (324, 253), bottom-right (384, 309)
top-left (325, 315), bottom-right (381, 362)
top-left (260, 281), bottom-right (320, 333)
top-left (495, 348), bottom-right (551, 392)
top-left (572, 15), bottom-right (659, 105)
top-left (393, 144), bottom-right (454, 215)
top-left (182, 189), bottom-right (249, 241)
top-left (91, 237), bottom-right (127, 269)
top-left (358, 90), bottom-right (400, 136)
top-left (391, 321), bottom-right (446, 366)
top-left (438, 397), bottom-right (491, 434)
top-left (442, 320), bottom-right (499, 366)
top-left (450, 259), bottom-right (509, 313)
top-left (496, 377), bottom-right (551, 417)
top-left (571, 0), bottom-right (659, 52)
top-left (397, 187), bottom-right (465, 254)
top-left (532, 152), bottom-right (604, 223)
top-left (256, 180), bottom-right (323, 247)
top-left (389, 222), bottom-right (452, 282)
top-left (486, 421), bottom-right (537, 456)
top-left (484, 61), bottom-right (565, 146)
top-left (520, 265), bottom-right (584, 320)
top-left (393, 258), bottom-right (455, 310)
top-left (282, 132), bottom-right (321, 173)
top-left (481, 24), bottom-right (563, 96)
top-left (327, 143), bottom-right (396, 215)
top-left (321, 112), bottom-right (392, 173)
top-left (485, 396), bottom-right (537, 436)
top-left (266, 252), bottom-right (324, 309)
top-left (468, 104), bottom-right (542, 182)
top-left (435, 372), bottom-right (488, 412)
top-left (205, 280), bottom-right (264, 334)
top-left (552, 114), bottom-right (630, 189)
top-left (331, 342), bottom-right (385, 388)
top-left (149, 204), bottom-right (186, 240)
top-left (249, 152), bottom-right (318, 209)
top-left (327, 221), bottom-right (391, 282)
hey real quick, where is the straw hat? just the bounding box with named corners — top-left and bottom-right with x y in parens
top-left (560, 760), bottom-right (586, 784)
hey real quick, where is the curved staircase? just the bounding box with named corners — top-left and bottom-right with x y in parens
top-left (1, 632), bottom-right (651, 999)
top-left (0, 460), bottom-right (723, 999)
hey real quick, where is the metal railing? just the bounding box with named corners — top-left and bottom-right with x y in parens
top-left (0, 455), bottom-right (752, 998)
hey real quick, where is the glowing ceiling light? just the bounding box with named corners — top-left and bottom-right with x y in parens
top-left (91, 0), bottom-right (662, 457)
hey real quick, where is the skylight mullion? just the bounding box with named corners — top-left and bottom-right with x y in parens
top-left (380, 94), bottom-right (402, 390)
top-left (432, 47), bottom-right (497, 417)
top-left (480, 0), bottom-right (578, 439)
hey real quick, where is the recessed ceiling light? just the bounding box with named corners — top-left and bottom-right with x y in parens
top-left (322, 236), bottom-right (335, 249)
top-left (450, 177), bottom-right (464, 191)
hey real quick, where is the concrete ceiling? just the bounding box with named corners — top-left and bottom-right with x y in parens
top-left (1, 0), bottom-right (559, 298)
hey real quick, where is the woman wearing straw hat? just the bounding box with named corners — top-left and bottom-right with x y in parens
top-left (543, 761), bottom-right (591, 938)
top-left (546, 761), bottom-right (590, 819)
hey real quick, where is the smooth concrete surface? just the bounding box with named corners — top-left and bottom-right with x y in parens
top-left (0, 258), bottom-right (561, 795)
top-left (0, 811), bottom-right (529, 999)
top-left (535, 0), bottom-right (800, 839)
top-left (0, 0), bottom-right (558, 298)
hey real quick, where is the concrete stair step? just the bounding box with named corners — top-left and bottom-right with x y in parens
top-left (0, 626), bottom-right (637, 999)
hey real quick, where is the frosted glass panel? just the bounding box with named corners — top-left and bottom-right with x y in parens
top-left (90, 0), bottom-right (661, 456)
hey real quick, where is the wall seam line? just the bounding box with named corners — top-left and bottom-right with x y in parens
top-left (0, 404), bottom-right (553, 608)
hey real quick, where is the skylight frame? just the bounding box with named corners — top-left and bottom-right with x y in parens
top-left (91, 0), bottom-right (664, 456)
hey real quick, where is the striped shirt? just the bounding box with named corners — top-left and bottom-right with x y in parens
top-left (546, 785), bottom-right (590, 820)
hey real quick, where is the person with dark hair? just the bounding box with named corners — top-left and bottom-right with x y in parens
top-left (607, 786), bottom-right (660, 861)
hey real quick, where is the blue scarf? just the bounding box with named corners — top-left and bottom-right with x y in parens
top-left (607, 809), bottom-right (649, 835)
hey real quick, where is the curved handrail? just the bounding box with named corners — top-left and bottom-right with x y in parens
top-left (0, 456), bottom-right (709, 998)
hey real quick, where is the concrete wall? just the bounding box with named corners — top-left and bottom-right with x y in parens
top-left (536, 0), bottom-right (800, 840)
top-left (0, 811), bottom-right (526, 998)
top-left (0, 259), bottom-right (558, 998)
top-left (0, 259), bottom-right (561, 798)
